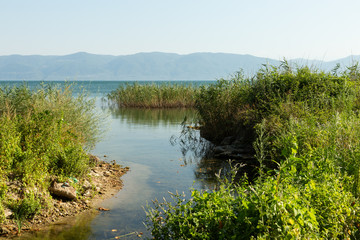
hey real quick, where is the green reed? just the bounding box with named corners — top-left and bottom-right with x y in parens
top-left (107, 82), bottom-right (199, 108)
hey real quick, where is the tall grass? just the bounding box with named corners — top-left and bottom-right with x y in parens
top-left (0, 83), bottom-right (102, 225)
top-left (146, 63), bottom-right (360, 239)
top-left (107, 82), bottom-right (199, 108)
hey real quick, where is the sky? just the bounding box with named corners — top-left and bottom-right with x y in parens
top-left (1, 0), bottom-right (360, 61)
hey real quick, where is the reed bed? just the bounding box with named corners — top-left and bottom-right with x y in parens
top-left (107, 82), bottom-right (199, 108)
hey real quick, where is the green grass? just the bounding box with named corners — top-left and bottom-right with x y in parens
top-left (107, 82), bottom-right (199, 108)
top-left (145, 62), bottom-right (360, 239)
top-left (0, 83), bottom-right (102, 227)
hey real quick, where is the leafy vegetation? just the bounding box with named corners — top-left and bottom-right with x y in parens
top-left (107, 82), bottom-right (199, 108)
top-left (0, 83), bottom-right (102, 228)
top-left (146, 63), bottom-right (360, 239)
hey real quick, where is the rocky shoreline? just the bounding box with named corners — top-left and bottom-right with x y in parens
top-left (211, 136), bottom-right (255, 161)
top-left (0, 156), bottom-right (129, 238)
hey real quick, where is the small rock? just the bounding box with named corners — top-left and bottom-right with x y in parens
top-left (49, 182), bottom-right (77, 200)
top-left (232, 139), bottom-right (245, 147)
top-left (83, 189), bottom-right (91, 197)
top-left (98, 207), bottom-right (110, 211)
top-left (89, 171), bottom-right (100, 177)
top-left (4, 208), bottom-right (13, 218)
top-left (89, 155), bottom-right (100, 164)
top-left (82, 180), bottom-right (92, 190)
top-left (213, 146), bottom-right (226, 154)
top-left (220, 136), bottom-right (234, 145)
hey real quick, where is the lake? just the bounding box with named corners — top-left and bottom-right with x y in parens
top-left (0, 81), bottom-right (228, 240)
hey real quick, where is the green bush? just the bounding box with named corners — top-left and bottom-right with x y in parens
top-left (195, 64), bottom-right (360, 143)
top-left (195, 72), bottom-right (254, 143)
top-left (0, 84), bottom-right (101, 178)
top-left (146, 154), bottom-right (360, 239)
top-left (12, 192), bottom-right (42, 233)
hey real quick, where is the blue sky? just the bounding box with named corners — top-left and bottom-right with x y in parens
top-left (1, 0), bottom-right (359, 60)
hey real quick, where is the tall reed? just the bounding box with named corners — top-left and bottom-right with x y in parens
top-left (107, 82), bottom-right (199, 108)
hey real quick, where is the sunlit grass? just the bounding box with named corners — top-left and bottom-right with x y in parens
top-left (107, 82), bottom-right (199, 108)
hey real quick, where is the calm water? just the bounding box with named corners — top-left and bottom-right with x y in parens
top-left (0, 81), bottom-right (226, 240)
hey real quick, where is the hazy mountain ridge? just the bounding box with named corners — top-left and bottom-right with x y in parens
top-left (0, 52), bottom-right (359, 80)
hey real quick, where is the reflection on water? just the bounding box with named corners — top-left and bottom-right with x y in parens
top-left (170, 122), bottom-right (255, 189)
top-left (108, 107), bottom-right (197, 127)
top-left (170, 121), bottom-right (214, 164)
top-left (18, 211), bottom-right (98, 240)
top-left (169, 124), bottom-right (233, 189)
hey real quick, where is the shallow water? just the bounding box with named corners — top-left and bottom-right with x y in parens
top-left (1, 81), bottom-right (223, 239)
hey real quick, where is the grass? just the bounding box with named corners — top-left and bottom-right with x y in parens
top-left (107, 82), bottom-right (199, 108)
top-left (0, 83), bottom-right (102, 230)
top-left (145, 62), bottom-right (360, 239)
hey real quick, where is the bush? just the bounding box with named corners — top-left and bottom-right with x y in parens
top-left (195, 72), bottom-right (254, 143)
top-left (195, 63), bottom-right (360, 144)
top-left (12, 192), bottom-right (42, 233)
top-left (146, 153), bottom-right (360, 239)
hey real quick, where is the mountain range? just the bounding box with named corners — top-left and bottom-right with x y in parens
top-left (0, 52), bottom-right (359, 80)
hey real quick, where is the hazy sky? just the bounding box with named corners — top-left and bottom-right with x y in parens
top-left (1, 0), bottom-right (359, 60)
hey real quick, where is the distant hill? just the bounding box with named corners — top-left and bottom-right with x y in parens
top-left (0, 52), bottom-right (359, 80)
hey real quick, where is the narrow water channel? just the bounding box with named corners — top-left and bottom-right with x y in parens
top-left (20, 101), bottom-right (219, 240)
top-left (1, 81), bottom-right (221, 239)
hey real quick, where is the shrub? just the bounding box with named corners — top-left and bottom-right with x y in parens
top-left (12, 192), bottom-right (42, 233)
top-left (195, 63), bottom-right (360, 144)
top-left (146, 153), bottom-right (360, 239)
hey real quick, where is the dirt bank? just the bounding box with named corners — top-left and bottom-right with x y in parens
top-left (0, 157), bottom-right (129, 238)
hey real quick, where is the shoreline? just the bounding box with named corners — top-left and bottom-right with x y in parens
top-left (0, 157), bottom-right (129, 238)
